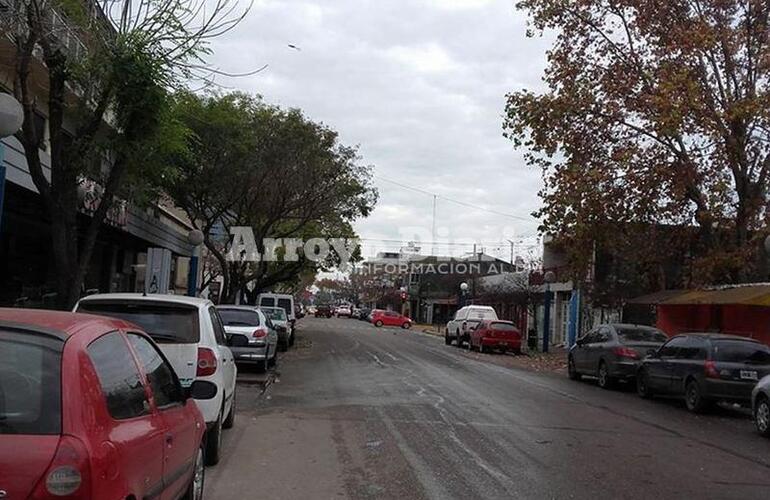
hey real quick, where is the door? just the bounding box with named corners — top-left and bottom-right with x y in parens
top-left (127, 333), bottom-right (200, 500)
top-left (590, 326), bottom-right (612, 372)
top-left (648, 336), bottom-right (687, 392)
top-left (209, 307), bottom-right (236, 412)
top-left (87, 332), bottom-right (164, 499)
top-left (667, 336), bottom-right (706, 395)
top-left (384, 311), bottom-right (399, 326)
top-left (573, 330), bottom-right (596, 372)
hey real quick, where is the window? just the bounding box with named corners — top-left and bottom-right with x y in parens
top-left (409, 273), bottom-right (420, 285)
top-left (579, 330), bottom-right (596, 344)
top-left (88, 332), bottom-right (149, 420)
top-left (468, 308), bottom-right (496, 320)
top-left (77, 301), bottom-right (200, 343)
top-left (277, 298), bottom-right (292, 317)
top-left (677, 337), bottom-right (706, 360)
top-left (260, 297), bottom-right (276, 307)
top-left (595, 327), bottom-right (612, 343)
top-left (262, 308), bottom-right (287, 321)
top-left (0, 330), bottom-right (62, 435)
top-left (490, 322), bottom-right (518, 332)
top-left (659, 336), bottom-right (688, 358)
top-left (385, 311), bottom-right (398, 317)
top-left (712, 340), bottom-right (770, 364)
top-left (616, 326), bottom-right (668, 343)
top-left (209, 307), bottom-right (227, 346)
top-left (218, 308), bottom-right (261, 327)
top-left (128, 334), bottom-right (184, 409)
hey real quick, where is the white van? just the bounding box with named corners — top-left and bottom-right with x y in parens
top-left (445, 305), bottom-right (499, 347)
top-left (257, 293), bottom-right (296, 326)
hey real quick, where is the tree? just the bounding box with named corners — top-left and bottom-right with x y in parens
top-left (505, 0), bottom-right (770, 286)
top-left (167, 92), bottom-right (377, 303)
top-left (7, 0), bottom-right (246, 308)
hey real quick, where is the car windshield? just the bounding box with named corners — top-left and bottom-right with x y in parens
top-left (490, 323), bottom-right (517, 332)
top-left (277, 298), bottom-right (292, 316)
top-left (616, 327), bottom-right (668, 343)
top-left (0, 330), bottom-right (62, 435)
top-left (218, 309), bottom-right (261, 327)
top-left (262, 308), bottom-right (287, 321)
top-left (77, 302), bottom-right (200, 343)
top-left (712, 341), bottom-right (770, 364)
top-left (468, 309), bottom-right (496, 320)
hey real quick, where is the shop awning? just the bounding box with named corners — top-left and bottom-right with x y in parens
top-left (659, 285), bottom-right (770, 306)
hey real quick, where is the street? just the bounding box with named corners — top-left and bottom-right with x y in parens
top-left (205, 318), bottom-right (770, 500)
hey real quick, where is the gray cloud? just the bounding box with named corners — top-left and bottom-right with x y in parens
top-left (208, 0), bottom-right (552, 261)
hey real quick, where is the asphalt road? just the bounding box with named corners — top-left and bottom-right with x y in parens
top-left (205, 317), bottom-right (770, 500)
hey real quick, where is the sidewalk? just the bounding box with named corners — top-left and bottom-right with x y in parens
top-left (415, 323), bottom-right (568, 374)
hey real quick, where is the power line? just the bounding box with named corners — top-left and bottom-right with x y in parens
top-left (374, 175), bottom-right (536, 223)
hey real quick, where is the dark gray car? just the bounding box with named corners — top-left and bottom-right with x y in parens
top-left (217, 306), bottom-right (279, 372)
top-left (568, 324), bottom-right (668, 389)
top-left (637, 333), bottom-right (770, 412)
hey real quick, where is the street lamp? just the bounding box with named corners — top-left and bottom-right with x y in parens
top-left (0, 94), bottom-right (24, 236)
top-left (542, 270), bottom-right (556, 353)
top-left (187, 229), bottom-right (204, 296)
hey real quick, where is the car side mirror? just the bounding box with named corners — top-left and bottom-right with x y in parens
top-left (186, 380), bottom-right (218, 400)
top-left (646, 348), bottom-right (659, 358)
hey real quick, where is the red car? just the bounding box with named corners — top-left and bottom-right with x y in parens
top-left (469, 320), bottom-right (522, 354)
top-left (371, 310), bottom-right (412, 329)
top-left (0, 308), bottom-right (216, 500)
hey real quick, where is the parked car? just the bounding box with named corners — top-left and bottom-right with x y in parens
top-left (445, 305), bottom-right (498, 347)
top-left (468, 320), bottom-right (522, 354)
top-left (367, 309), bottom-right (382, 322)
top-left (358, 307), bottom-right (371, 321)
top-left (315, 305), bottom-right (333, 318)
top-left (752, 374), bottom-right (770, 437)
top-left (636, 333), bottom-right (770, 412)
top-left (0, 308), bottom-right (215, 500)
top-left (568, 324), bottom-right (668, 389)
top-left (351, 307), bottom-right (362, 319)
top-left (337, 305), bottom-right (352, 318)
top-left (257, 293), bottom-right (296, 327)
top-left (261, 306), bottom-right (294, 350)
top-left (217, 305), bottom-right (279, 372)
top-left (371, 310), bottom-right (412, 329)
top-left (75, 293), bottom-right (237, 465)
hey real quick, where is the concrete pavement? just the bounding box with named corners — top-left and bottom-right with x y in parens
top-left (205, 317), bottom-right (770, 499)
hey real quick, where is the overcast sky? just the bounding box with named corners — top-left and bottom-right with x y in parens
top-left (210, 0), bottom-right (553, 262)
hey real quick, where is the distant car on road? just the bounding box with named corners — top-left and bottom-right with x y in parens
top-left (636, 333), bottom-right (770, 412)
top-left (568, 324), bottom-right (668, 389)
top-left (75, 293), bottom-right (238, 465)
top-left (468, 320), bottom-right (522, 354)
top-left (336, 305), bottom-right (352, 318)
top-left (752, 374), bottom-right (770, 437)
top-left (371, 310), bottom-right (412, 329)
top-left (445, 305), bottom-right (499, 347)
top-left (315, 305), bottom-right (333, 318)
top-left (217, 305), bottom-right (279, 372)
top-left (0, 308), bottom-right (213, 500)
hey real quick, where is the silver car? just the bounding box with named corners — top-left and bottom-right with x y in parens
top-left (261, 306), bottom-right (293, 350)
top-left (217, 306), bottom-right (278, 372)
top-left (752, 374), bottom-right (770, 437)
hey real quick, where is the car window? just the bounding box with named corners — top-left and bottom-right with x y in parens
top-left (218, 309), bottom-right (261, 327)
top-left (77, 301), bottom-right (200, 343)
top-left (616, 326), bottom-right (668, 343)
top-left (260, 297), bottom-right (275, 307)
top-left (386, 311), bottom-right (398, 317)
top-left (595, 327), bottom-right (611, 343)
top-left (0, 330), bottom-right (62, 435)
top-left (490, 322), bottom-right (518, 332)
top-left (266, 318), bottom-right (275, 330)
top-left (278, 298), bottom-right (292, 316)
top-left (659, 336), bottom-right (688, 358)
top-left (468, 309), bottom-right (496, 320)
top-left (127, 334), bottom-right (185, 408)
top-left (712, 340), bottom-right (770, 364)
top-left (262, 308), bottom-right (287, 321)
top-left (88, 332), bottom-right (150, 420)
top-left (578, 330), bottom-right (595, 344)
top-left (209, 307), bottom-right (227, 346)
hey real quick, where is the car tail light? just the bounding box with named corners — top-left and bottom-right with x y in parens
top-left (252, 327), bottom-right (268, 339)
top-left (30, 435), bottom-right (91, 499)
top-left (613, 346), bottom-right (639, 359)
top-left (197, 347), bottom-right (218, 377)
top-left (705, 360), bottom-right (720, 379)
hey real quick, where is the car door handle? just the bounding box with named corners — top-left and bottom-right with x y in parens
top-left (165, 433), bottom-right (174, 446)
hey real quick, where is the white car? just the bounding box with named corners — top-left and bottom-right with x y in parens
top-left (336, 305), bottom-right (352, 317)
top-left (445, 305), bottom-right (499, 347)
top-left (74, 293), bottom-right (238, 465)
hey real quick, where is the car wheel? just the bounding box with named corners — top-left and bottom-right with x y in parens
top-left (445, 333), bottom-right (451, 345)
top-left (289, 332), bottom-right (295, 346)
top-left (755, 396), bottom-right (770, 437)
top-left (636, 368), bottom-right (653, 398)
top-left (223, 389), bottom-right (236, 429)
top-left (375, 320), bottom-right (383, 327)
top-left (685, 379), bottom-right (710, 413)
top-left (205, 408), bottom-right (223, 466)
top-left (182, 442), bottom-right (205, 500)
top-left (402, 322), bottom-right (411, 329)
top-left (455, 331), bottom-right (463, 348)
top-left (568, 356), bottom-right (581, 381)
top-left (597, 361), bottom-right (614, 389)
top-left (479, 342), bottom-right (486, 354)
